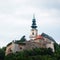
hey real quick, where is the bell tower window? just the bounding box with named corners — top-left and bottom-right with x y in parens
top-left (32, 32), bottom-right (34, 35)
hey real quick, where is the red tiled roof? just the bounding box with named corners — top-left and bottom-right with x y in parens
top-left (35, 35), bottom-right (44, 40)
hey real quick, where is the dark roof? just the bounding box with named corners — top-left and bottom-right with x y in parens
top-left (7, 42), bottom-right (12, 46)
top-left (7, 40), bottom-right (26, 47)
top-left (31, 16), bottom-right (37, 29)
top-left (15, 41), bottom-right (26, 45)
top-left (41, 33), bottom-right (56, 43)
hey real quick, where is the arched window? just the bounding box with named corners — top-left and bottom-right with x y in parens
top-left (32, 32), bottom-right (34, 35)
top-left (20, 47), bottom-right (22, 49)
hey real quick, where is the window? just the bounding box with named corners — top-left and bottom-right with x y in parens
top-left (32, 32), bottom-right (34, 35)
top-left (20, 47), bottom-right (22, 49)
top-left (8, 48), bottom-right (12, 52)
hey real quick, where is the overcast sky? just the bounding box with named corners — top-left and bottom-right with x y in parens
top-left (0, 0), bottom-right (60, 47)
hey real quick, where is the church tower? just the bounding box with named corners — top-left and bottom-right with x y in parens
top-left (30, 15), bottom-right (38, 40)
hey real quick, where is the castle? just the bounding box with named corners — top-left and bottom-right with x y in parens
top-left (5, 15), bottom-right (55, 55)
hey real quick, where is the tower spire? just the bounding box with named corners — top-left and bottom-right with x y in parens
top-left (31, 15), bottom-right (37, 29)
top-left (33, 14), bottom-right (35, 19)
top-left (30, 15), bottom-right (38, 40)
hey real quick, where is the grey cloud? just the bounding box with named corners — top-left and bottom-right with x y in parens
top-left (0, 0), bottom-right (60, 47)
top-left (27, 0), bottom-right (60, 10)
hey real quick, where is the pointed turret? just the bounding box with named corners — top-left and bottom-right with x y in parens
top-left (30, 15), bottom-right (38, 40)
top-left (31, 15), bottom-right (37, 29)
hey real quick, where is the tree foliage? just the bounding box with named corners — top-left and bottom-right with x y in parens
top-left (0, 43), bottom-right (60, 60)
top-left (0, 47), bottom-right (5, 60)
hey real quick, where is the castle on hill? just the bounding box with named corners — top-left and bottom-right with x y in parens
top-left (5, 15), bottom-right (55, 55)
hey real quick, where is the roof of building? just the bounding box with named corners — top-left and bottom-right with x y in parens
top-left (7, 40), bottom-right (26, 47)
top-left (31, 15), bottom-right (37, 29)
top-left (35, 35), bottom-right (44, 40)
top-left (41, 33), bottom-right (56, 43)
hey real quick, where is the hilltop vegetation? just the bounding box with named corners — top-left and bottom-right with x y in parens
top-left (0, 43), bottom-right (60, 60)
top-left (0, 35), bottom-right (60, 60)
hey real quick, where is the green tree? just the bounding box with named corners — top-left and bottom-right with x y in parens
top-left (0, 48), bottom-right (5, 60)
